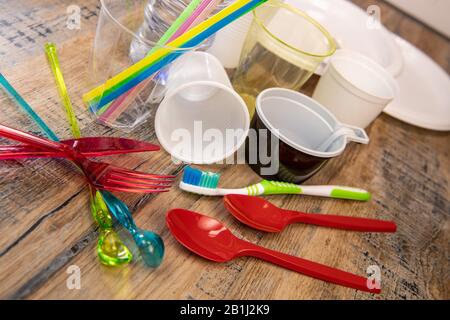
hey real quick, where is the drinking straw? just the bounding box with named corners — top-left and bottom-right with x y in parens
top-left (84, 0), bottom-right (254, 106)
top-left (189, 0), bottom-right (224, 33)
top-left (98, 0), bottom-right (203, 123)
top-left (171, 0), bottom-right (217, 40)
top-left (83, 0), bottom-right (266, 110)
top-left (99, 0), bottom-right (221, 124)
top-left (0, 73), bottom-right (60, 141)
top-left (147, 0), bottom-right (202, 56)
top-left (44, 42), bottom-right (81, 138)
top-left (91, 0), bottom-right (249, 112)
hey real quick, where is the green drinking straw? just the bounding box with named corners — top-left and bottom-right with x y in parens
top-left (147, 0), bottom-right (203, 56)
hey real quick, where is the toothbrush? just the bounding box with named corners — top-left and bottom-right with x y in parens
top-left (180, 166), bottom-right (371, 201)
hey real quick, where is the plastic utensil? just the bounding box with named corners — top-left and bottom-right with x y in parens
top-left (0, 73), bottom-right (132, 266)
top-left (101, 191), bottom-right (165, 267)
top-left (0, 124), bottom-right (174, 193)
top-left (0, 137), bottom-right (160, 160)
top-left (90, 188), bottom-right (133, 265)
top-left (83, 0), bottom-right (268, 109)
top-left (224, 194), bottom-right (397, 233)
top-left (180, 166), bottom-right (371, 201)
top-left (0, 73), bottom-right (59, 141)
top-left (166, 208), bottom-right (381, 293)
top-left (155, 51), bottom-right (249, 164)
top-left (312, 50), bottom-right (399, 128)
top-left (45, 42), bottom-right (81, 137)
top-left (45, 43), bottom-right (166, 267)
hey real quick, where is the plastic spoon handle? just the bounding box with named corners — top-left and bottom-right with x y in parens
top-left (287, 211), bottom-right (397, 233)
top-left (45, 42), bottom-right (81, 138)
top-left (0, 74), bottom-right (60, 141)
top-left (240, 241), bottom-right (380, 293)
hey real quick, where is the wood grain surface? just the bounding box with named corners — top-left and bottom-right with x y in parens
top-left (0, 0), bottom-right (448, 300)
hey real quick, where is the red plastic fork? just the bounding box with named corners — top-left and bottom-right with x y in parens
top-left (0, 124), bottom-right (174, 193)
top-left (0, 136), bottom-right (160, 159)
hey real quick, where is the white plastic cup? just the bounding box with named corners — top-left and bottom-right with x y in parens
top-left (312, 50), bottom-right (399, 128)
top-left (206, 12), bottom-right (253, 69)
top-left (155, 51), bottom-right (250, 164)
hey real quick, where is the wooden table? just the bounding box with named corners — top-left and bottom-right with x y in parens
top-left (0, 0), bottom-right (448, 300)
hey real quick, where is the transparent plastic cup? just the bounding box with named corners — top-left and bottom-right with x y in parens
top-left (231, 0), bottom-right (336, 120)
top-left (88, 0), bottom-right (201, 132)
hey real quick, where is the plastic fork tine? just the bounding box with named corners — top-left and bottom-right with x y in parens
top-left (102, 185), bottom-right (171, 194)
top-left (107, 171), bottom-right (173, 183)
top-left (112, 167), bottom-right (176, 180)
top-left (104, 179), bottom-right (171, 190)
top-left (105, 175), bottom-right (173, 188)
top-left (0, 124), bottom-right (174, 194)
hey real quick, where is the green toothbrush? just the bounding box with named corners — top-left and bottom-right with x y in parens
top-left (180, 166), bottom-right (371, 201)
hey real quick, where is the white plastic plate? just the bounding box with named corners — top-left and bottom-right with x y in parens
top-left (383, 36), bottom-right (450, 131)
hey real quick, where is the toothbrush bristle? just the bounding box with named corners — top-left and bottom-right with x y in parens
top-left (182, 166), bottom-right (220, 189)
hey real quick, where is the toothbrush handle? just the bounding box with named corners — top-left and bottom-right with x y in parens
top-left (300, 186), bottom-right (371, 201)
top-left (255, 180), bottom-right (371, 201)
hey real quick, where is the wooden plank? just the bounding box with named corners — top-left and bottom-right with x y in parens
top-left (0, 0), bottom-right (448, 300)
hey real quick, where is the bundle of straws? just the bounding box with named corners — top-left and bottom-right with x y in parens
top-left (83, 0), bottom-right (267, 120)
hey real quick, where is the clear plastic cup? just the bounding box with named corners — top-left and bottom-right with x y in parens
top-left (231, 0), bottom-right (336, 120)
top-left (88, 0), bottom-right (200, 132)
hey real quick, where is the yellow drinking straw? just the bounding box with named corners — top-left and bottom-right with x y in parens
top-left (83, 0), bottom-right (256, 104)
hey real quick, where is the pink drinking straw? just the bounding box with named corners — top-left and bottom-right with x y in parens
top-left (171, 0), bottom-right (216, 39)
top-left (100, 0), bottom-right (222, 124)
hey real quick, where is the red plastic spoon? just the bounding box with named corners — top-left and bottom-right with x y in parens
top-left (166, 209), bottom-right (381, 294)
top-left (224, 195), bottom-right (397, 233)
